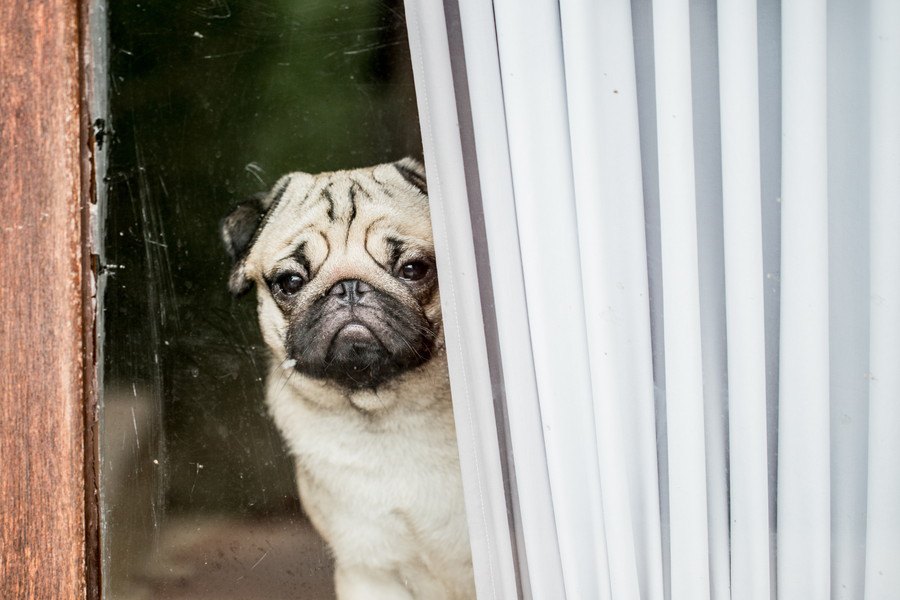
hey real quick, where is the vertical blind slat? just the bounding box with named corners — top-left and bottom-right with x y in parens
top-left (826, 0), bottom-right (871, 596)
top-left (688, 2), bottom-right (731, 596)
top-left (454, 0), bottom-right (568, 597)
top-left (492, 1), bottom-right (610, 597)
top-left (756, 2), bottom-right (783, 594)
top-left (865, 0), bottom-right (900, 596)
top-left (629, 1), bottom-right (674, 593)
top-left (651, 0), bottom-right (712, 597)
top-left (717, 0), bottom-right (773, 597)
top-left (777, 0), bottom-right (831, 597)
top-left (559, 0), bottom-right (665, 597)
top-left (403, 2), bottom-right (520, 597)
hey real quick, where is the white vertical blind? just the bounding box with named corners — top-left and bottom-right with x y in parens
top-left (451, 0), bottom-right (567, 598)
top-left (559, 0), bottom-right (664, 598)
top-left (717, 1), bottom-right (771, 598)
top-left (407, 0), bottom-right (900, 598)
top-left (491, 1), bottom-right (610, 598)
top-left (827, 0), bottom-right (869, 597)
top-left (689, 3), bottom-right (731, 596)
top-left (865, 0), bottom-right (900, 597)
top-left (403, 2), bottom-right (519, 598)
top-left (651, 1), bottom-right (711, 597)
top-left (778, 0), bottom-right (831, 597)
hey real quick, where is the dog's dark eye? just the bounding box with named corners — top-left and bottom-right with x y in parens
top-left (399, 261), bottom-right (429, 281)
top-left (274, 273), bottom-right (304, 295)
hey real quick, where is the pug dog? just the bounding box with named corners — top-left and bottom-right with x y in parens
top-left (221, 158), bottom-right (475, 600)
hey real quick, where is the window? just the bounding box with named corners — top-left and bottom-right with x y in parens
top-left (3, 1), bottom-right (898, 599)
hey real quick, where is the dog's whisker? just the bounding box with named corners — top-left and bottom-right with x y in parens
top-left (273, 363), bottom-right (296, 397)
top-left (391, 328), bottom-right (428, 362)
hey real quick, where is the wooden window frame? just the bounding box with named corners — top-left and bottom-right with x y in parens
top-left (0, 1), bottom-right (100, 598)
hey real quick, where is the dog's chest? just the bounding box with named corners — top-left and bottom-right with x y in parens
top-left (266, 388), bottom-right (471, 583)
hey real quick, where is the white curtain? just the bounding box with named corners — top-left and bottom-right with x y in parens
top-left (406, 0), bottom-right (900, 598)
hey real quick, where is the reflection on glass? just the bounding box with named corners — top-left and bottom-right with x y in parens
top-left (99, 1), bottom-right (458, 598)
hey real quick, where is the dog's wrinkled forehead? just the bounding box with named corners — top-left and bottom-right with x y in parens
top-left (225, 158), bottom-right (431, 295)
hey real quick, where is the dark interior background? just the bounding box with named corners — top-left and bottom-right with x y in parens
top-left (100, 1), bottom-right (421, 597)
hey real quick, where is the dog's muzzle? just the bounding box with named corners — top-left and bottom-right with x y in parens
top-left (286, 279), bottom-right (434, 390)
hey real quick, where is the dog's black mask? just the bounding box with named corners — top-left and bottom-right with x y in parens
top-left (286, 279), bottom-right (435, 389)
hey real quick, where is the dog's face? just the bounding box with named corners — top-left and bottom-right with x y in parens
top-left (221, 158), bottom-right (441, 393)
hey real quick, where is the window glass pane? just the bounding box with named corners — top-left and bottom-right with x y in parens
top-left (99, 2), bottom-right (473, 598)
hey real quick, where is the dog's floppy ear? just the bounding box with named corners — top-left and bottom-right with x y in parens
top-left (393, 156), bottom-right (427, 196)
top-left (221, 192), bottom-right (267, 297)
top-left (221, 174), bottom-right (299, 296)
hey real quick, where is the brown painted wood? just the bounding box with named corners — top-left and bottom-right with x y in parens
top-left (0, 1), bottom-right (88, 598)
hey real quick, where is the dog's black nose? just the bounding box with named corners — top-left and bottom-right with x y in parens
top-left (328, 279), bottom-right (373, 305)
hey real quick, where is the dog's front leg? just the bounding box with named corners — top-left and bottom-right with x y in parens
top-left (335, 565), bottom-right (415, 600)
